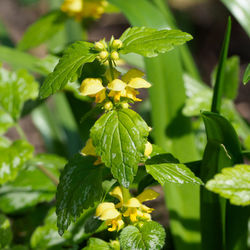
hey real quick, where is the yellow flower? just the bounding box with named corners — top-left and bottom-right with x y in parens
top-left (108, 69), bottom-right (151, 102)
top-left (144, 141), bottom-right (153, 157)
top-left (81, 138), bottom-right (102, 165)
top-left (79, 78), bottom-right (106, 103)
top-left (109, 186), bottom-right (123, 208)
top-left (96, 202), bottom-right (124, 231)
top-left (61, 0), bottom-right (107, 21)
top-left (123, 189), bottom-right (159, 222)
top-left (61, 0), bottom-right (83, 20)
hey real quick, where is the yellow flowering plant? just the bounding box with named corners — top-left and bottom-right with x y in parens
top-left (35, 25), bottom-right (202, 249)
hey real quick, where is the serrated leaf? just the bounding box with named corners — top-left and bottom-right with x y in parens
top-left (119, 26), bottom-right (192, 57)
top-left (90, 108), bottom-right (149, 187)
top-left (0, 154), bottom-right (66, 213)
top-left (0, 67), bottom-right (39, 133)
top-left (0, 140), bottom-right (34, 185)
top-left (39, 41), bottom-right (96, 99)
top-left (206, 164), bottom-right (250, 206)
top-left (243, 64), bottom-right (250, 85)
top-left (145, 162), bottom-right (202, 185)
top-left (56, 154), bottom-right (103, 235)
top-left (83, 238), bottom-right (111, 250)
top-left (0, 214), bottom-right (12, 248)
top-left (18, 10), bottom-right (67, 51)
top-left (120, 221), bottom-right (165, 250)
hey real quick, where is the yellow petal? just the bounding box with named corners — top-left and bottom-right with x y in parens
top-left (127, 78), bottom-right (151, 89)
top-left (144, 141), bottom-right (152, 157)
top-left (121, 69), bottom-right (145, 83)
top-left (105, 68), bottom-right (121, 82)
top-left (94, 157), bottom-right (102, 166)
top-left (141, 204), bottom-right (154, 213)
top-left (125, 87), bottom-right (141, 101)
top-left (124, 198), bottom-right (141, 208)
top-left (82, 1), bottom-right (107, 19)
top-left (95, 88), bottom-right (106, 103)
top-left (109, 186), bottom-right (123, 204)
top-left (108, 91), bottom-right (122, 102)
top-left (108, 79), bottom-right (126, 91)
top-left (96, 202), bottom-right (115, 217)
top-left (100, 207), bottom-right (120, 220)
top-left (81, 138), bottom-right (96, 156)
top-left (136, 189), bottom-right (159, 203)
top-left (80, 78), bottom-right (105, 96)
top-left (61, 0), bottom-right (83, 14)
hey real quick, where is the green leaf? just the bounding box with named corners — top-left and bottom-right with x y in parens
top-left (220, 0), bottom-right (250, 37)
top-left (83, 238), bottom-right (111, 250)
top-left (90, 108), bottom-right (149, 187)
top-left (56, 154), bottom-right (103, 235)
top-left (211, 17), bottom-right (231, 113)
top-left (119, 26), bottom-right (192, 57)
top-left (18, 11), bottom-right (67, 51)
top-left (206, 164), bottom-right (250, 206)
top-left (0, 154), bottom-right (66, 213)
top-left (0, 214), bottom-right (12, 248)
top-left (120, 221), bottom-right (165, 250)
top-left (0, 140), bottom-right (34, 185)
top-left (212, 56), bottom-right (240, 100)
top-left (145, 162), bottom-right (202, 185)
top-left (0, 66), bottom-right (39, 131)
top-left (39, 41), bottom-right (96, 99)
top-left (243, 63), bottom-right (250, 84)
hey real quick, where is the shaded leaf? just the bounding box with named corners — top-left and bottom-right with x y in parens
top-left (90, 109), bottom-right (149, 187)
top-left (120, 221), bottom-right (165, 250)
top-left (0, 154), bottom-right (66, 213)
top-left (0, 214), bottom-right (12, 248)
top-left (18, 11), bottom-right (67, 51)
top-left (206, 164), bottom-right (250, 206)
top-left (119, 26), bottom-right (192, 57)
top-left (56, 154), bottom-right (103, 235)
top-left (0, 140), bottom-right (34, 185)
top-left (39, 41), bottom-right (96, 99)
top-left (0, 66), bottom-right (39, 132)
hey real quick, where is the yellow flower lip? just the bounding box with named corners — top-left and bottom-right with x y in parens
top-left (108, 79), bottom-right (126, 91)
top-left (127, 78), bottom-right (151, 89)
top-left (96, 202), bottom-right (120, 220)
top-left (124, 198), bottom-right (141, 208)
top-left (121, 68), bottom-right (145, 83)
top-left (79, 78), bottom-right (105, 96)
top-left (81, 138), bottom-right (96, 156)
top-left (144, 141), bottom-right (153, 157)
top-left (136, 189), bottom-right (159, 203)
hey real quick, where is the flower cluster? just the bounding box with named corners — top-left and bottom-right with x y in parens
top-left (79, 68), bottom-right (151, 105)
top-left (96, 186), bottom-right (159, 231)
top-left (61, 0), bottom-right (107, 21)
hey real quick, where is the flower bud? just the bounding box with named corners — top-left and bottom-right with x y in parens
top-left (94, 41), bottom-right (106, 51)
top-left (112, 39), bottom-right (123, 49)
top-left (111, 51), bottom-right (119, 61)
top-left (99, 51), bottom-right (109, 60)
top-left (104, 101), bottom-right (113, 111)
top-left (121, 102), bottom-right (129, 109)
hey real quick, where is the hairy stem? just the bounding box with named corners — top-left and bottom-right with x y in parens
top-left (37, 164), bottom-right (59, 186)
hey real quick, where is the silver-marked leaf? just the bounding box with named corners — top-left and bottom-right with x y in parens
top-left (0, 66), bottom-right (39, 133)
top-left (90, 109), bottom-right (149, 187)
top-left (0, 154), bottom-right (66, 213)
top-left (119, 27), bottom-right (192, 57)
top-left (145, 162), bottom-right (202, 185)
top-left (0, 214), bottom-right (12, 248)
top-left (39, 41), bottom-right (96, 99)
top-left (206, 164), bottom-right (250, 206)
top-left (120, 221), bottom-right (165, 250)
top-left (0, 140), bottom-right (34, 185)
top-left (56, 154), bottom-right (103, 235)
top-left (18, 11), bottom-right (67, 51)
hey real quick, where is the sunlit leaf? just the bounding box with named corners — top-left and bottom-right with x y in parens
top-left (90, 109), bottom-right (149, 187)
top-left (206, 164), bottom-right (250, 206)
top-left (119, 26), bottom-right (192, 57)
top-left (120, 221), bottom-right (165, 250)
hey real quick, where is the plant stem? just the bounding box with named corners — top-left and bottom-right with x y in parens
top-left (16, 124), bottom-right (28, 141)
top-left (37, 164), bottom-right (59, 186)
top-left (108, 58), bottom-right (115, 81)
